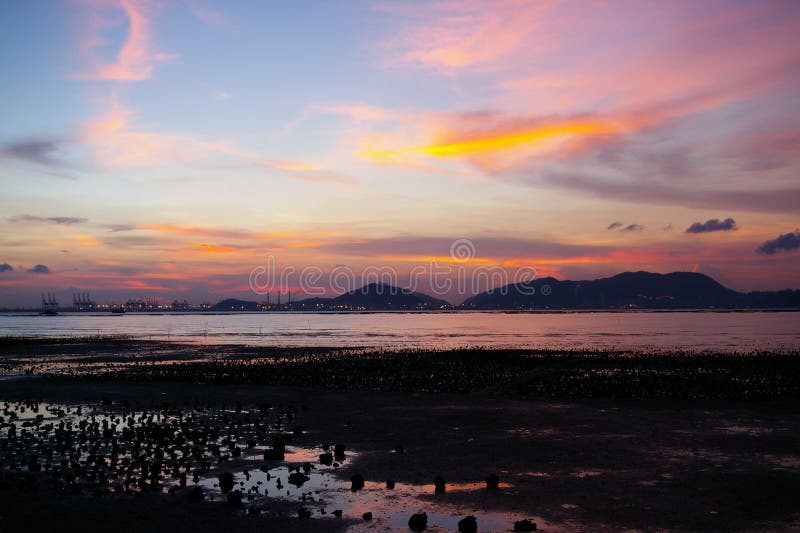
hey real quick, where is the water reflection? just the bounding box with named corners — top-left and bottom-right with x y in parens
top-left (1, 311), bottom-right (798, 351)
top-left (0, 399), bottom-right (557, 532)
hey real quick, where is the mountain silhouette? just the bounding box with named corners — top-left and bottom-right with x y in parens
top-left (210, 298), bottom-right (263, 311)
top-left (461, 271), bottom-right (800, 309)
top-left (300, 283), bottom-right (449, 310)
top-left (211, 283), bottom-right (449, 311)
top-left (209, 273), bottom-right (799, 311)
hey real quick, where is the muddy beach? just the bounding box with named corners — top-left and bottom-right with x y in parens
top-left (1, 338), bottom-right (799, 532)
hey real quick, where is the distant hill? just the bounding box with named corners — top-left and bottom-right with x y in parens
top-left (210, 298), bottom-right (261, 311)
top-left (296, 283), bottom-right (449, 310)
top-left (461, 271), bottom-right (800, 309)
top-left (332, 282), bottom-right (448, 310)
top-left (211, 284), bottom-right (450, 311)
top-left (210, 273), bottom-right (800, 311)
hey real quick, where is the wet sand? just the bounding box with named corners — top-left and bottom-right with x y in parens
top-left (1, 339), bottom-right (799, 532)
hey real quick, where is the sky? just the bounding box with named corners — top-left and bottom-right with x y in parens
top-left (1, 0), bottom-right (799, 306)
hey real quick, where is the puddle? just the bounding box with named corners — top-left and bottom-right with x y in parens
top-left (0, 399), bottom-right (563, 532)
top-left (717, 424), bottom-right (782, 435)
top-left (570, 470), bottom-right (602, 478)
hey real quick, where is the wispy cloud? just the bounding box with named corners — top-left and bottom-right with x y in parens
top-left (0, 139), bottom-right (66, 167)
top-left (375, 0), bottom-right (550, 73)
top-left (137, 224), bottom-right (289, 240)
top-left (186, 0), bottom-right (235, 30)
top-left (184, 243), bottom-right (250, 254)
top-left (537, 172), bottom-right (800, 213)
top-left (74, 0), bottom-right (175, 81)
top-left (7, 215), bottom-right (88, 225)
top-left (79, 96), bottom-right (254, 167)
top-left (258, 160), bottom-right (358, 187)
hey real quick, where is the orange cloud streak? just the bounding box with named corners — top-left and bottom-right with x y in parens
top-left (140, 224), bottom-right (291, 240)
top-left (185, 243), bottom-right (246, 254)
top-left (364, 120), bottom-right (617, 160)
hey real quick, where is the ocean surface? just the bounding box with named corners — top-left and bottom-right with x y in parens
top-left (1, 311), bottom-right (799, 351)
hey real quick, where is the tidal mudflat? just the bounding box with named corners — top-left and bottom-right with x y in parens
top-left (1, 337), bottom-right (799, 532)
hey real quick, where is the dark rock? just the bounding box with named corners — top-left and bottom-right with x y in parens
top-left (458, 515), bottom-right (478, 533)
top-left (187, 487), bottom-right (204, 502)
top-left (362, 512), bottom-right (373, 521)
top-left (386, 479), bottom-right (395, 489)
top-left (514, 519), bottom-right (537, 531)
top-left (434, 475), bottom-right (446, 493)
top-left (319, 452), bottom-right (333, 466)
top-left (226, 490), bottom-right (243, 506)
top-left (218, 471), bottom-right (235, 493)
top-left (486, 473), bottom-right (500, 490)
top-left (408, 512), bottom-right (428, 531)
top-left (263, 446), bottom-right (284, 461)
top-left (334, 443), bottom-right (346, 461)
top-left (350, 473), bottom-right (364, 491)
top-left (288, 472), bottom-right (310, 487)
top-left (27, 456), bottom-right (41, 472)
top-left (332, 509), bottom-right (343, 518)
top-left (298, 508), bottom-right (311, 519)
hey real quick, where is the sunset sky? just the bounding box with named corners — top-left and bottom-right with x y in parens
top-left (1, 0), bottom-right (799, 306)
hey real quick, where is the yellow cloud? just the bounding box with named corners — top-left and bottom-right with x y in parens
top-left (364, 120), bottom-right (617, 160)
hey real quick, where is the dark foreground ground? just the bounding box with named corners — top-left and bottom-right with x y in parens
top-left (1, 338), bottom-right (799, 532)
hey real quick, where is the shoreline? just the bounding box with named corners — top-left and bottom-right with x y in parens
top-left (2, 337), bottom-right (798, 401)
top-left (3, 307), bottom-right (800, 315)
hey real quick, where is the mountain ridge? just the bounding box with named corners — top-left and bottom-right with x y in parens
top-left (461, 271), bottom-right (800, 309)
top-left (209, 272), bottom-right (800, 310)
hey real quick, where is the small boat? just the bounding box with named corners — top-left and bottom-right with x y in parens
top-left (111, 307), bottom-right (126, 314)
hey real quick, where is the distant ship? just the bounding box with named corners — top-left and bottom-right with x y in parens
top-left (40, 293), bottom-right (59, 316)
top-left (111, 306), bottom-right (126, 314)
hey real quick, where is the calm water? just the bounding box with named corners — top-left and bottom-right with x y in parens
top-left (1, 311), bottom-right (799, 351)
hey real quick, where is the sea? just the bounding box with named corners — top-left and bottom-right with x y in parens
top-left (0, 310), bottom-right (798, 351)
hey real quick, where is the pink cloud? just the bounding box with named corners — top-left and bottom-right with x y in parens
top-left (78, 96), bottom-right (256, 167)
top-left (74, 0), bottom-right (175, 81)
top-left (257, 160), bottom-right (358, 187)
top-left (375, 0), bottom-right (554, 73)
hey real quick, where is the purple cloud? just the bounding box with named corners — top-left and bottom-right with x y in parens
top-left (0, 263), bottom-right (12, 273)
top-left (621, 224), bottom-right (644, 232)
top-left (1, 139), bottom-right (64, 166)
top-left (685, 218), bottom-right (737, 234)
top-left (27, 264), bottom-right (51, 274)
top-left (756, 230), bottom-right (800, 255)
top-left (8, 214), bottom-right (87, 225)
top-left (537, 171), bottom-right (800, 214)
top-left (607, 221), bottom-right (623, 230)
